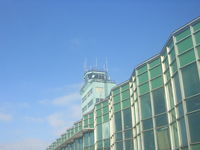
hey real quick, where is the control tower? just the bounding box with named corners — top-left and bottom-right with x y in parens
top-left (80, 69), bottom-right (116, 115)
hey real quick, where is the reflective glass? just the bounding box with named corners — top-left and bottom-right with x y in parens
top-left (156, 127), bottom-right (171, 150)
top-left (115, 141), bottom-right (123, 150)
top-left (155, 113), bottom-right (168, 127)
top-left (188, 111), bottom-right (200, 143)
top-left (152, 88), bottom-right (166, 115)
top-left (140, 93), bottom-right (152, 119)
top-left (177, 37), bottom-right (193, 54)
top-left (171, 122), bottom-right (179, 149)
top-left (173, 73), bottom-right (182, 103)
top-left (179, 118), bottom-right (188, 146)
top-left (143, 118), bottom-right (153, 130)
top-left (143, 130), bottom-right (155, 150)
top-left (181, 63), bottom-right (200, 97)
top-left (186, 94), bottom-right (200, 112)
top-left (123, 108), bottom-right (132, 129)
top-left (125, 139), bottom-right (133, 150)
top-left (114, 111), bottom-right (122, 131)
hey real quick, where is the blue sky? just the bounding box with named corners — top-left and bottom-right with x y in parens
top-left (0, 0), bottom-right (199, 149)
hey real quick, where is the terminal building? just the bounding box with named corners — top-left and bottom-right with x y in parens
top-left (47, 17), bottom-right (200, 150)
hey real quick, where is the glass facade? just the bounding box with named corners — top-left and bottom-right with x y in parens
top-left (47, 17), bottom-right (200, 150)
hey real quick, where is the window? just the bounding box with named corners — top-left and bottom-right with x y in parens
top-left (140, 93), bottom-right (152, 119)
top-left (138, 72), bottom-right (148, 85)
top-left (179, 49), bottom-right (196, 67)
top-left (155, 113), bottom-right (168, 127)
top-left (177, 37), bottom-right (193, 54)
top-left (171, 122), bottom-right (179, 149)
top-left (188, 111), bottom-right (200, 143)
top-left (125, 139), bottom-right (133, 150)
top-left (179, 118), bottom-right (188, 146)
top-left (181, 63), bottom-right (200, 97)
top-left (193, 22), bottom-right (200, 32)
top-left (173, 73), bottom-right (182, 103)
top-left (152, 88), bottom-right (166, 115)
top-left (123, 108), bottom-right (132, 129)
top-left (96, 124), bottom-right (102, 141)
top-left (150, 65), bottom-right (162, 79)
top-left (186, 94), bottom-right (200, 112)
top-left (115, 141), bottom-right (123, 150)
top-left (151, 76), bottom-right (163, 90)
top-left (176, 28), bottom-right (191, 42)
top-left (156, 127), bottom-right (171, 150)
top-left (103, 122), bottom-right (109, 139)
top-left (139, 83), bottom-right (150, 95)
top-left (137, 65), bottom-right (147, 75)
top-left (143, 130), bottom-right (155, 150)
top-left (149, 58), bottom-right (160, 69)
top-left (114, 112), bottom-right (122, 131)
top-left (195, 31), bottom-right (200, 44)
top-left (143, 118), bottom-right (153, 130)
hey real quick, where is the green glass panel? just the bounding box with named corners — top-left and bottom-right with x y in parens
top-left (123, 108), bottom-right (132, 129)
top-left (143, 118), bottom-right (153, 130)
top-left (122, 90), bottom-right (130, 100)
top-left (89, 118), bottom-right (94, 124)
top-left (193, 22), bottom-right (200, 32)
top-left (143, 130), bottom-right (155, 150)
top-left (191, 144), bottom-right (200, 150)
top-left (186, 94), bottom-right (200, 112)
top-left (151, 76), bottom-right (163, 90)
top-left (181, 63), bottom-right (200, 97)
top-left (89, 112), bottom-right (94, 118)
top-left (113, 88), bottom-right (120, 95)
top-left (172, 122), bottom-right (179, 149)
top-left (84, 115), bottom-right (88, 120)
top-left (188, 111), bottom-right (200, 142)
top-left (122, 99), bottom-right (131, 109)
top-left (103, 114), bottom-right (109, 122)
top-left (179, 49), bottom-right (196, 67)
top-left (176, 28), bottom-right (191, 41)
top-left (97, 124), bottom-right (102, 140)
top-left (195, 31), bottom-right (200, 44)
top-left (96, 109), bottom-right (102, 117)
top-left (140, 93), bottom-right (152, 119)
top-left (177, 37), bottom-right (193, 54)
top-left (96, 104), bottom-right (101, 110)
top-left (149, 57), bottom-right (160, 69)
top-left (156, 127), bottom-right (171, 150)
top-left (173, 73), bottom-right (182, 103)
top-left (177, 103), bottom-right (184, 118)
top-left (152, 88), bottom-right (166, 114)
top-left (139, 82), bottom-right (150, 95)
top-left (116, 141), bottom-right (123, 150)
top-left (179, 118), bottom-right (188, 146)
top-left (121, 84), bottom-right (129, 91)
top-left (115, 132), bottom-right (122, 141)
top-left (103, 106), bottom-right (109, 114)
top-left (113, 95), bottom-right (120, 104)
top-left (103, 101), bottom-right (108, 107)
top-left (171, 61), bottom-right (177, 74)
top-left (137, 65), bottom-right (147, 75)
top-left (125, 139), bottom-right (133, 150)
top-left (155, 114), bottom-right (168, 127)
top-left (114, 111), bottom-right (122, 131)
top-left (124, 129), bottom-right (133, 139)
top-left (150, 65), bottom-right (162, 79)
top-left (169, 48), bottom-right (176, 63)
top-left (114, 103), bottom-right (121, 112)
top-left (138, 72), bottom-right (148, 85)
top-left (96, 117), bottom-right (102, 124)
top-left (197, 46), bottom-right (200, 58)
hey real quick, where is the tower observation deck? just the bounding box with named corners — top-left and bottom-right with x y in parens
top-left (80, 69), bottom-right (116, 115)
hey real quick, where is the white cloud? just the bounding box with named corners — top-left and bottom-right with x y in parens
top-left (0, 112), bottom-right (13, 122)
top-left (0, 139), bottom-right (49, 150)
top-left (52, 92), bottom-right (81, 106)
